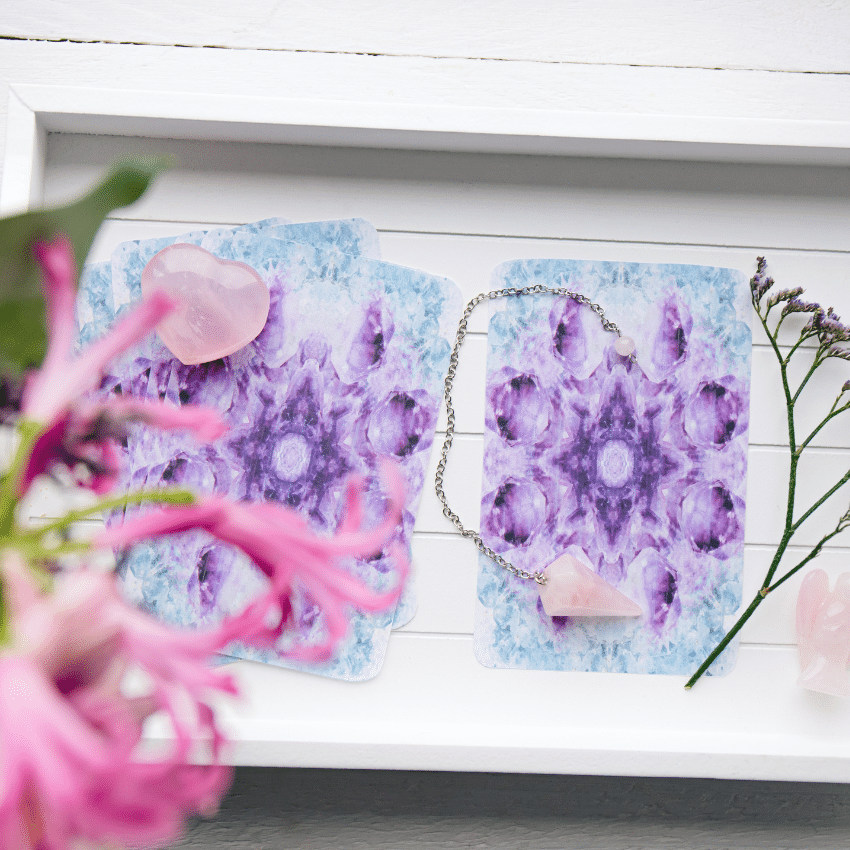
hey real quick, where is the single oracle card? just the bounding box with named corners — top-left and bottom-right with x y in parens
top-left (85, 222), bottom-right (459, 680)
top-left (474, 259), bottom-right (751, 676)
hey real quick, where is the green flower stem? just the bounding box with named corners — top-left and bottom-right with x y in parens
top-left (684, 592), bottom-right (765, 689)
top-left (687, 505), bottom-right (850, 689)
top-left (26, 540), bottom-right (92, 560)
top-left (790, 468), bottom-right (850, 534)
top-left (763, 527), bottom-right (795, 592)
top-left (784, 331), bottom-right (820, 363)
top-left (686, 281), bottom-right (850, 690)
top-left (0, 582), bottom-right (7, 648)
top-left (17, 486), bottom-right (197, 542)
top-left (757, 309), bottom-right (797, 453)
top-left (0, 419), bottom-right (42, 648)
top-left (798, 398), bottom-right (850, 453)
top-left (0, 420), bottom-right (42, 538)
top-left (768, 525), bottom-right (847, 595)
top-left (791, 350), bottom-right (827, 405)
top-left (0, 485), bottom-right (196, 648)
top-left (760, 316), bottom-right (801, 584)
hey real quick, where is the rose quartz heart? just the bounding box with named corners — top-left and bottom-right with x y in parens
top-left (141, 243), bottom-right (270, 365)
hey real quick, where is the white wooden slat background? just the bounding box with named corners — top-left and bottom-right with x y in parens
top-left (22, 130), bottom-right (850, 784)
top-left (5, 5), bottom-right (850, 845)
top-left (4, 0), bottom-right (850, 74)
top-left (2, 38), bottom-right (850, 205)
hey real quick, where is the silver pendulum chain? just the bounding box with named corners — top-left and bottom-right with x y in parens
top-left (433, 283), bottom-right (637, 586)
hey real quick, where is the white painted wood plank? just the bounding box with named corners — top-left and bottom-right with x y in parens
top-left (750, 346), bottom-right (850, 449)
top-left (180, 636), bottom-right (850, 781)
top-left (41, 136), bottom-right (850, 253)
top-left (417, 433), bottom-right (484, 538)
top-left (405, 534), bottom-right (479, 635)
top-left (4, 0), bottom-right (849, 74)
top-left (412, 434), bottom-right (850, 551)
top-left (21, 86), bottom-right (850, 170)
top-left (3, 40), bottom-right (850, 197)
top-left (82, 221), bottom-right (850, 344)
top-left (746, 446), bottom-right (850, 548)
top-left (0, 87), bottom-right (44, 213)
top-left (10, 42), bottom-right (845, 128)
top-left (22, 110), bottom-right (850, 777)
top-left (741, 545), bottom-right (850, 647)
top-left (403, 533), bottom-right (850, 647)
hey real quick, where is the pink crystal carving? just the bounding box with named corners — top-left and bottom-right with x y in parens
top-left (141, 243), bottom-right (271, 365)
top-left (796, 568), bottom-right (850, 697)
top-left (538, 553), bottom-right (642, 617)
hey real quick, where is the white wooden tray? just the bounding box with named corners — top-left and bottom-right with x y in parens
top-left (3, 78), bottom-right (850, 781)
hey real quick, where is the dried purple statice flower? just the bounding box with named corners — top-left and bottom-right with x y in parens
top-left (765, 287), bottom-right (804, 310)
top-left (781, 297), bottom-right (821, 317)
top-left (800, 306), bottom-right (850, 360)
top-left (749, 256), bottom-right (775, 305)
top-left (688, 256), bottom-right (850, 689)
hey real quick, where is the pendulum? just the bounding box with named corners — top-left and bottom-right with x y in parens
top-left (434, 282), bottom-right (642, 619)
top-left (538, 553), bottom-right (642, 618)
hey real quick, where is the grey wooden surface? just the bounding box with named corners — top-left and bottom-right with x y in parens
top-left (177, 768), bottom-right (850, 849)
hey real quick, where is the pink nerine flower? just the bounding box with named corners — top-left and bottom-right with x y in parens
top-left (98, 464), bottom-right (410, 661)
top-left (0, 551), bottom-right (235, 849)
top-left (19, 237), bottom-right (226, 494)
top-left (0, 233), bottom-right (410, 849)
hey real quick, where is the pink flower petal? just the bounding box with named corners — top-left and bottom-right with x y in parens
top-left (23, 289), bottom-right (176, 424)
top-left (97, 463), bottom-right (409, 659)
top-left (103, 396), bottom-right (228, 442)
top-left (0, 656), bottom-right (113, 803)
top-left (95, 499), bottom-right (231, 550)
top-left (0, 564), bottom-right (237, 848)
top-left (33, 237), bottom-right (77, 379)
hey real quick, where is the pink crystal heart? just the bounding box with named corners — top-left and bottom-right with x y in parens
top-left (141, 243), bottom-right (270, 365)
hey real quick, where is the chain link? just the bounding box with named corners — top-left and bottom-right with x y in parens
top-left (434, 284), bottom-right (635, 585)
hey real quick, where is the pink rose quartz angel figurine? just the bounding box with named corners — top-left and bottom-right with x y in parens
top-left (796, 568), bottom-right (850, 697)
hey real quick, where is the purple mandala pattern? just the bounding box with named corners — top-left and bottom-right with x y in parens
top-left (482, 290), bottom-right (749, 652)
top-left (115, 282), bottom-right (442, 652)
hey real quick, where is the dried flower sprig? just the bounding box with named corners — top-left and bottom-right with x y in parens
top-left (686, 257), bottom-right (850, 688)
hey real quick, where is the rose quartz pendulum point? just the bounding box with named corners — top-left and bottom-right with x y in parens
top-left (796, 569), bottom-right (850, 697)
top-left (538, 553), bottom-right (642, 617)
top-left (614, 335), bottom-right (636, 357)
top-left (142, 243), bottom-right (271, 365)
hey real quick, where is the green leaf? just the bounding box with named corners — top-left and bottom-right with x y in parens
top-left (0, 155), bottom-right (174, 373)
top-left (0, 296), bottom-right (46, 367)
top-left (0, 582), bottom-right (7, 649)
